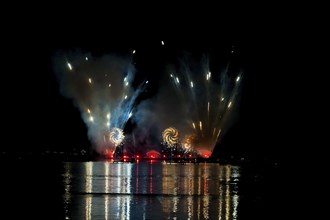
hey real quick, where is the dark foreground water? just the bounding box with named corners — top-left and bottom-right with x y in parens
top-left (2, 160), bottom-right (281, 219)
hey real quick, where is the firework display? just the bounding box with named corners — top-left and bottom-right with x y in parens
top-left (158, 55), bottom-right (242, 158)
top-left (54, 43), bottom-right (242, 159)
top-left (54, 52), bottom-right (146, 154)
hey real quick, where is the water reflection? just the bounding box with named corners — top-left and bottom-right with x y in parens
top-left (63, 162), bottom-right (240, 219)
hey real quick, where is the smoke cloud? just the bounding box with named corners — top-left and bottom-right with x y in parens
top-left (133, 55), bottom-right (242, 157)
top-left (53, 51), bottom-right (145, 154)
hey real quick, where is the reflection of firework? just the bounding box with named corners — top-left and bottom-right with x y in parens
top-left (162, 127), bottom-right (179, 147)
top-left (109, 127), bottom-right (125, 147)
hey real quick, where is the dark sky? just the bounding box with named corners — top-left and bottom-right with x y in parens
top-left (2, 16), bottom-right (293, 162)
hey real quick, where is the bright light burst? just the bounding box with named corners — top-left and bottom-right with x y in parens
top-left (162, 127), bottom-right (179, 147)
top-left (109, 127), bottom-right (125, 147)
top-left (183, 134), bottom-right (195, 152)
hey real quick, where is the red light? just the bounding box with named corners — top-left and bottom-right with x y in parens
top-left (105, 150), bottom-right (114, 158)
top-left (146, 150), bottom-right (161, 159)
top-left (136, 155), bottom-right (140, 158)
top-left (198, 150), bottom-right (212, 158)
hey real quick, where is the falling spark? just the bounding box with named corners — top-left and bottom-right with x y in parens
top-left (236, 76), bottom-right (240, 82)
top-left (128, 112), bottom-right (132, 118)
top-left (67, 62), bottom-right (72, 70)
top-left (125, 82), bottom-right (129, 86)
top-left (85, 57), bottom-right (88, 61)
top-left (213, 128), bottom-right (216, 136)
top-left (192, 122), bottom-right (196, 129)
top-left (124, 77), bottom-right (127, 82)
top-left (161, 41), bottom-right (164, 45)
top-left (89, 78), bottom-right (92, 84)
top-left (89, 116), bottom-right (94, 122)
top-left (106, 113), bottom-right (110, 119)
top-left (208, 102), bottom-right (210, 113)
top-left (190, 81), bottom-right (194, 88)
top-left (108, 84), bottom-right (111, 87)
top-left (228, 102), bottom-right (232, 108)
top-left (221, 97), bottom-right (224, 101)
top-left (199, 121), bottom-right (202, 131)
top-left (106, 122), bottom-right (110, 127)
top-left (170, 74), bottom-right (173, 78)
top-left (217, 129), bottom-right (222, 138)
top-left (124, 95), bottom-right (127, 99)
top-left (206, 72), bottom-right (211, 81)
top-left (87, 109), bottom-right (91, 114)
top-left (132, 50), bottom-right (136, 54)
top-left (146, 81), bottom-right (149, 84)
top-left (176, 77), bottom-right (179, 84)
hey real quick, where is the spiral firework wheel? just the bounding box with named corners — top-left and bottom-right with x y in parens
top-left (109, 127), bottom-right (125, 147)
top-left (162, 127), bottom-right (179, 147)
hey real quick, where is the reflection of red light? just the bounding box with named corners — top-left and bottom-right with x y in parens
top-left (189, 154), bottom-right (192, 158)
top-left (198, 150), bottom-right (212, 158)
top-left (178, 155), bottom-right (181, 157)
top-left (123, 155), bottom-right (129, 159)
top-left (163, 155), bottom-right (166, 158)
top-left (136, 155), bottom-right (140, 159)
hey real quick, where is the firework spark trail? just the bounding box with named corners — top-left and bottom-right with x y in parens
top-left (165, 56), bottom-right (242, 157)
top-left (54, 52), bottom-right (146, 153)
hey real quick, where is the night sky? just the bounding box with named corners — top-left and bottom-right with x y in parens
top-left (3, 16), bottom-right (293, 163)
